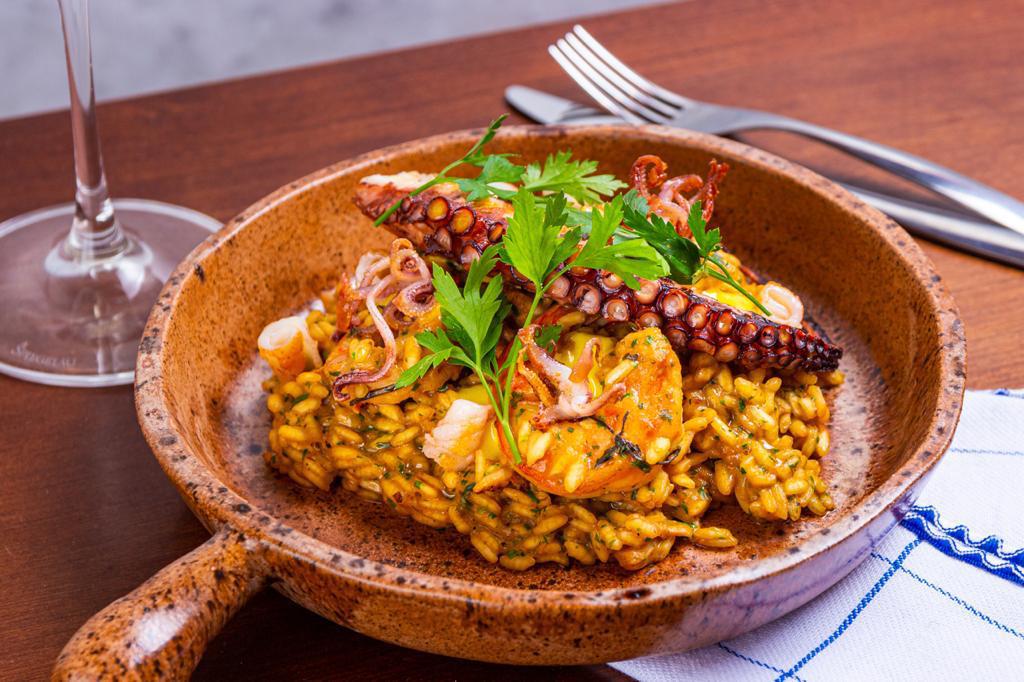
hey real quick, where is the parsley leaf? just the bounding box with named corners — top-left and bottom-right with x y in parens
top-left (394, 345), bottom-right (452, 389)
top-left (572, 195), bottom-right (668, 289)
top-left (564, 204), bottom-right (594, 230)
top-left (456, 155), bottom-right (525, 201)
top-left (621, 190), bottom-right (770, 314)
top-left (500, 189), bottom-right (581, 290)
top-left (685, 202), bottom-right (770, 314)
top-left (464, 243), bottom-right (502, 294)
top-left (375, 116), bottom-right (625, 225)
top-left (520, 151), bottom-right (625, 204)
top-left (622, 189), bottom-right (700, 282)
top-left (460, 149), bottom-right (626, 205)
top-left (687, 200), bottom-right (722, 256)
top-left (430, 255), bottom-right (508, 365)
top-left (393, 251), bottom-right (520, 458)
top-left (535, 324), bottom-right (563, 352)
top-left (395, 324), bottom-right (484, 390)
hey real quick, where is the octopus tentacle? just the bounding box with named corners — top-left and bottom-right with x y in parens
top-left (568, 338), bottom-right (599, 383)
top-left (332, 235), bottom-right (436, 398)
top-left (630, 157), bottom-right (729, 236)
top-left (354, 178), bottom-right (842, 373)
top-left (694, 159), bottom-right (728, 222)
top-left (332, 274), bottom-right (398, 397)
top-left (632, 155), bottom-right (687, 233)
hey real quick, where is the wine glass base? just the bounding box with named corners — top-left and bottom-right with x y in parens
top-left (0, 199), bottom-right (220, 387)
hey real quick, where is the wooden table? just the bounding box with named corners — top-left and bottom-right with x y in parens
top-left (3, 0), bottom-right (1022, 678)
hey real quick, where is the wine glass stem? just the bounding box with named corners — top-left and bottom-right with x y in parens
top-left (57, 0), bottom-right (126, 257)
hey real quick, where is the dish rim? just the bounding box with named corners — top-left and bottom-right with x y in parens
top-left (135, 123), bottom-right (966, 610)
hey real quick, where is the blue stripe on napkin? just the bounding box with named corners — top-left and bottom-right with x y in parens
top-left (900, 505), bottom-right (1024, 588)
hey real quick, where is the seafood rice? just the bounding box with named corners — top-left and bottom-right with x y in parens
top-left (258, 119), bottom-right (844, 571)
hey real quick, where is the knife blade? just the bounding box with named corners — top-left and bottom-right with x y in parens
top-left (506, 85), bottom-right (1024, 269)
top-left (505, 85), bottom-right (612, 124)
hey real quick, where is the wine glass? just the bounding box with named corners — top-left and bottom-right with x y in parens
top-left (0, 0), bottom-right (220, 387)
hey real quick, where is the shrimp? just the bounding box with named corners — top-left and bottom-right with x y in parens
top-left (509, 327), bottom-right (684, 498)
top-left (258, 315), bottom-right (322, 379)
top-left (422, 399), bottom-right (493, 471)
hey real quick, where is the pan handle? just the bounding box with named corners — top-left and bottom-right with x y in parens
top-left (53, 528), bottom-right (269, 680)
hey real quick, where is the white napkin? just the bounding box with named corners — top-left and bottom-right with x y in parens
top-left (613, 389), bottom-right (1024, 681)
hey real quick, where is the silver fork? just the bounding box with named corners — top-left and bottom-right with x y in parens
top-left (550, 25), bottom-right (1024, 237)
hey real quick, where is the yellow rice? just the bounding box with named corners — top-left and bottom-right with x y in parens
top-left (262, 294), bottom-right (842, 571)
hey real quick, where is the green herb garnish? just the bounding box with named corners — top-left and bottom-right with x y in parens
top-left (594, 413), bottom-right (642, 468)
top-left (373, 115), bottom-right (508, 225)
top-left (518, 151), bottom-right (625, 203)
top-left (535, 324), bottom-right (562, 352)
top-left (456, 154), bottom-right (525, 200)
top-left (393, 246), bottom-right (517, 449)
top-left (375, 115), bottom-right (625, 225)
top-left (458, 150), bottom-right (625, 205)
top-left (622, 191), bottom-right (770, 314)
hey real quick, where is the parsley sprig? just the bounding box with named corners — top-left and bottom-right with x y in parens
top-left (394, 247), bottom-right (519, 452)
top-left (373, 115), bottom-right (509, 226)
top-left (375, 114), bottom-right (624, 226)
top-left (459, 151), bottom-right (625, 205)
top-left (622, 191), bottom-right (770, 315)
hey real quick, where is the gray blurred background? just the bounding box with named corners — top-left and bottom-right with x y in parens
top-left (1, 0), bottom-right (659, 121)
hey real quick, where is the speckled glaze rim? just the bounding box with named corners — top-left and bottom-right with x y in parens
top-left (135, 124), bottom-right (965, 613)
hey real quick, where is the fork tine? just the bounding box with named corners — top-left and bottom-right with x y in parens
top-left (571, 25), bottom-right (692, 108)
top-left (553, 39), bottom-right (672, 125)
top-left (548, 44), bottom-right (645, 124)
top-left (563, 33), bottom-right (679, 117)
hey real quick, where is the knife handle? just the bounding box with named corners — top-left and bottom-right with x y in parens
top-left (751, 114), bottom-right (1024, 238)
top-left (842, 184), bottom-right (1024, 269)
